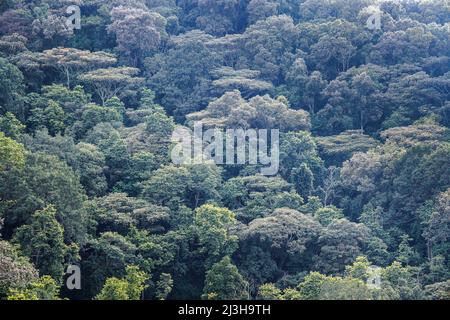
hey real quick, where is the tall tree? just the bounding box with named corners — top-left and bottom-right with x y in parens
top-left (108, 6), bottom-right (167, 66)
top-left (12, 206), bottom-right (68, 280)
top-left (202, 256), bottom-right (248, 300)
top-left (38, 48), bottom-right (117, 88)
top-left (79, 67), bottom-right (144, 105)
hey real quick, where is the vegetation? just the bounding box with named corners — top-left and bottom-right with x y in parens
top-left (0, 0), bottom-right (449, 300)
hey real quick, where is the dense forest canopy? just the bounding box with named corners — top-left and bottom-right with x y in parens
top-left (0, 0), bottom-right (449, 300)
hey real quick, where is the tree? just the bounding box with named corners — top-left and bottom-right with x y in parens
top-left (0, 240), bottom-right (38, 298)
top-left (303, 71), bottom-right (327, 115)
top-left (96, 265), bottom-right (148, 300)
top-left (424, 280), bottom-right (450, 300)
top-left (145, 38), bottom-right (221, 120)
top-left (84, 123), bottom-right (131, 189)
top-left (28, 100), bottom-right (66, 136)
top-left (380, 261), bottom-right (423, 300)
top-left (352, 72), bottom-right (383, 132)
top-left (317, 276), bottom-right (372, 300)
top-left (0, 112), bottom-right (25, 139)
top-left (0, 57), bottom-right (24, 115)
top-left (72, 103), bottom-right (122, 138)
top-left (143, 165), bottom-right (191, 208)
top-left (211, 67), bottom-right (273, 98)
top-left (116, 152), bottom-right (158, 196)
top-left (108, 6), bottom-right (167, 66)
top-left (316, 130), bottom-right (379, 166)
top-left (124, 265), bottom-right (149, 300)
top-left (238, 208), bottom-right (322, 288)
top-left (314, 206), bottom-right (344, 226)
top-left (41, 84), bottom-right (90, 122)
top-left (291, 164), bottom-right (314, 200)
top-left (194, 205), bottom-right (238, 267)
top-left (73, 143), bottom-right (108, 197)
top-left (145, 105), bottom-right (175, 137)
top-left (155, 273), bottom-right (173, 300)
top-left (242, 15), bottom-right (298, 83)
top-left (370, 27), bottom-right (435, 65)
top-left (95, 277), bottom-right (129, 300)
top-left (296, 269), bottom-right (373, 300)
top-left (0, 131), bottom-right (26, 218)
top-left (7, 275), bottom-right (60, 300)
top-left (0, 152), bottom-right (87, 243)
top-left (38, 48), bottom-right (117, 88)
top-left (297, 272), bottom-right (327, 300)
top-left (0, 33), bottom-right (28, 56)
top-left (79, 67), bottom-right (144, 105)
top-left (247, 0), bottom-right (279, 24)
top-left (279, 131), bottom-right (324, 188)
top-left (0, 131), bottom-right (25, 172)
top-left (423, 188), bottom-right (450, 262)
top-left (221, 175), bottom-right (303, 222)
top-left (142, 164), bottom-right (222, 209)
top-left (202, 256), bottom-right (248, 300)
top-left (345, 256), bottom-right (371, 281)
top-left (22, 130), bottom-right (107, 197)
top-left (300, 0), bottom-right (373, 21)
top-left (187, 91), bottom-right (310, 131)
top-left (258, 283), bottom-right (282, 300)
top-left (85, 192), bottom-right (170, 235)
top-left (315, 219), bottom-right (370, 274)
top-left (310, 35), bottom-right (356, 77)
top-left (81, 232), bottom-right (138, 298)
top-left (12, 206), bottom-right (68, 280)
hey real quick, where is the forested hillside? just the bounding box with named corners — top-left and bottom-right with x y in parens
top-left (0, 0), bottom-right (449, 300)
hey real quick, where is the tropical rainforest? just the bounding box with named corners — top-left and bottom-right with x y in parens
top-left (0, 0), bottom-right (449, 300)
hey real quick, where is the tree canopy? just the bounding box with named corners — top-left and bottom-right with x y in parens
top-left (0, 0), bottom-right (448, 301)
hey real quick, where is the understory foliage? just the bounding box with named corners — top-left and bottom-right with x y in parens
top-left (0, 0), bottom-right (449, 300)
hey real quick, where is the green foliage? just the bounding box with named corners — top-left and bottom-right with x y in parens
top-left (317, 276), bottom-right (372, 300)
top-left (155, 273), bottom-right (173, 300)
top-left (221, 175), bottom-right (303, 222)
top-left (0, 112), bottom-right (25, 139)
top-left (0, 0), bottom-right (449, 301)
top-left (0, 240), bottom-right (38, 298)
top-left (108, 6), bottom-right (167, 66)
top-left (380, 261), bottom-right (424, 300)
top-left (345, 256), bottom-right (371, 281)
top-left (29, 100), bottom-right (66, 136)
top-left (258, 283), bottom-right (283, 300)
top-left (316, 130), bottom-right (379, 166)
top-left (314, 206), bottom-right (344, 226)
top-left (96, 265), bottom-right (149, 300)
top-left (7, 276), bottom-right (61, 300)
top-left (203, 256), bottom-right (248, 300)
top-left (81, 232), bottom-right (138, 297)
top-left (424, 280), bottom-right (450, 300)
top-left (194, 205), bottom-right (238, 267)
top-left (79, 67), bottom-right (144, 105)
top-left (143, 164), bottom-right (222, 209)
top-left (0, 57), bottom-right (24, 115)
top-left (38, 48), bottom-right (117, 88)
top-left (0, 131), bottom-right (25, 171)
top-left (0, 152), bottom-right (87, 243)
top-left (95, 277), bottom-right (129, 300)
top-left (12, 205), bottom-right (68, 280)
top-left (297, 272), bottom-right (328, 300)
